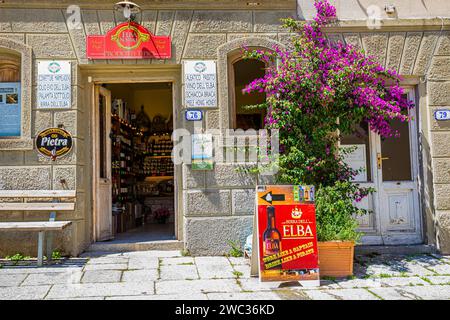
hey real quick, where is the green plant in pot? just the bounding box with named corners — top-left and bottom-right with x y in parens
top-left (242, 0), bottom-right (413, 276)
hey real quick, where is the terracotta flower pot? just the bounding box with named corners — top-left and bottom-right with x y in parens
top-left (318, 241), bottom-right (355, 277)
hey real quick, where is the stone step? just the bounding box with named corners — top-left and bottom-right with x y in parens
top-left (86, 240), bottom-right (184, 252)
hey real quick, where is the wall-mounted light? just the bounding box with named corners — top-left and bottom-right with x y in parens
top-left (114, 1), bottom-right (141, 21)
top-left (384, 4), bottom-right (396, 14)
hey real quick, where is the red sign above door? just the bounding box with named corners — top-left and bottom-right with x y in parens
top-left (86, 22), bottom-right (171, 60)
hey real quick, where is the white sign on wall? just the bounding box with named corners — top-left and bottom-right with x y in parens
top-left (184, 60), bottom-right (217, 108)
top-left (340, 144), bottom-right (368, 182)
top-left (37, 61), bottom-right (71, 109)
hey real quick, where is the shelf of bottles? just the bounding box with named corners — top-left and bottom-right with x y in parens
top-left (112, 116), bottom-right (136, 205)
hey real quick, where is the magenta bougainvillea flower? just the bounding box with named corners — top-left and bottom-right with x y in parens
top-left (243, 0), bottom-right (412, 196)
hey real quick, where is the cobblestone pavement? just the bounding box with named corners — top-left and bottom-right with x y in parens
top-left (0, 251), bottom-right (449, 300)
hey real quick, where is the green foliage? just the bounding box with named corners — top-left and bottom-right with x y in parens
top-left (180, 249), bottom-right (191, 257)
top-left (5, 253), bottom-right (27, 262)
top-left (315, 181), bottom-right (372, 242)
top-left (52, 251), bottom-right (62, 260)
top-left (227, 240), bottom-right (244, 258)
top-left (233, 270), bottom-right (244, 278)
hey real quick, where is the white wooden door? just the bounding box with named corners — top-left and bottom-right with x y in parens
top-left (341, 89), bottom-right (422, 245)
top-left (374, 90), bottom-right (422, 244)
top-left (93, 86), bottom-right (113, 241)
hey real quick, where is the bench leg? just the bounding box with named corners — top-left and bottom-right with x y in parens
top-left (46, 231), bottom-right (53, 264)
top-left (37, 231), bottom-right (45, 267)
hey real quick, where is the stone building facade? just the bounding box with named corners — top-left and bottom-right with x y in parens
top-left (0, 0), bottom-right (449, 256)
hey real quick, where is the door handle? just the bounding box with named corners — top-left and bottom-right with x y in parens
top-left (377, 153), bottom-right (390, 169)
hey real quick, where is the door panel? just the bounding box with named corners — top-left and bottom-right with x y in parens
top-left (341, 89), bottom-right (422, 245)
top-left (93, 85), bottom-right (113, 241)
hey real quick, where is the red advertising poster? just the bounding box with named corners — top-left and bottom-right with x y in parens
top-left (257, 185), bottom-right (320, 284)
top-left (86, 22), bottom-right (171, 60)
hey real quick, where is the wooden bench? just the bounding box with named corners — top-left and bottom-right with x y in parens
top-left (0, 190), bottom-right (75, 266)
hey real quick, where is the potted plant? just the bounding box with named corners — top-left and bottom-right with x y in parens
top-left (242, 0), bottom-right (413, 276)
top-left (314, 181), bottom-right (371, 276)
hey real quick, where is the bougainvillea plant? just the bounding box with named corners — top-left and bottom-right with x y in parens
top-left (243, 0), bottom-right (414, 241)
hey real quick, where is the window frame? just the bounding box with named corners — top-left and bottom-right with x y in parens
top-left (0, 38), bottom-right (33, 150)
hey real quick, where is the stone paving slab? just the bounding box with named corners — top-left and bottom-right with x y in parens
top-left (426, 275), bottom-right (450, 285)
top-left (228, 257), bottom-right (250, 266)
top-left (160, 257), bottom-right (195, 266)
top-left (367, 287), bottom-right (417, 300)
top-left (160, 264), bottom-right (199, 280)
top-left (106, 294), bottom-right (209, 300)
top-left (0, 252), bottom-right (449, 300)
top-left (128, 258), bottom-right (159, 270)
top-left (81, 270), bottom-right (123, 284)
top-left (155, 279), bottom-right (241, 295)
top-left (207, 291), bottom-right (282, 300)
top-left (22, 271), bottom-right (83, 286)
top-left (0, 285), bottom-right (51, 300)
top-left (195, 257), bottom-right (235, 279)
top-left (45, 282), bottom-right (155, 299)
top-left (0, 274), bottom-right (27, 287)
top-left (425, 263), bottom-right (450, 275)
top-left (122, 269), bottom-right (159, 282)
top-left (317, 288), bottom-right (380, 300)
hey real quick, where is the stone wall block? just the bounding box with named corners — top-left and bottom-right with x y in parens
top-left (227, 33), bottom-right (278, 42)
top-left (7, 9), bottom-right (67, 33)
top-left (155, 11), bottom-right (175, 36)
top-left (64, 11), bottom-right (87, 63)
top-left (206, 110), bottom-right (220, 130)
top-left (97, 10), bottom-right (116, 35)
top-left (190, 11), bottom-right (252, 33)
top-left (0, 33), bottom-right (25, 43)
top-left (182, 165), bottom-right (205, 189)
top-left (82, 10), bottom-right (101, 35)
top-left (0, 166), bottom-right (52, 190)
top-left (232, 189), bottom-right (255, 215)
top-left (33, 111), bottom-right (53, 137)
top-left (183, 33), bottom-right (226, 59)
top-left (429, 82), bottom-right (450, 106)
top-left (413, 32), bottom-right (440, 75)
top-left (399, 32), bottom-right (422, 75)
top-left (278, 33), bottom-right (295, 50)
top-left (436, 211), bottom-right (450, 254)
top-left (428, 57), bottom-right (450, 80)
top-left (385, 32), bottom-right (406, 72)
top-left (140, 10), bottom-right (157, 33)
top-left (26, 34), bottom-right (75, 59)
top-left (54, 111), bottom-right (79, 137)
top-left (205, 164), bottom-right (257, 188)
top-left (52, 165), bottom-right (76, 190)
top-left (436, 31), bottom-right (450, 56)
top-left (433, 159), bottom-right (450, 184)
top-left (185, 216), bottom-right (253, 255)
top-left (0, 152), bottom-right (24, 166)
top-left (185, 190), bottom-right (231, 216)
top-left (253, 11), bottom-right (296, 32)
top-left (170, 10), bottom-right (193, 63)
top-left (343, 33), bottom-right (362, 50)
top-left (435, 184), bottom-right (450, 210)
top-left (361, 33), bottom-right (388, 66)
top-left (431, 132), bottom-right (450, 157)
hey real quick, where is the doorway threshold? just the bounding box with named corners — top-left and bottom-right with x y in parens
top-left (88, 223), bottom-right (183, 252)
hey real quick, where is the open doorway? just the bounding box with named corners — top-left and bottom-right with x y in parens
top-left (93, 82), bottom-right (176, 245)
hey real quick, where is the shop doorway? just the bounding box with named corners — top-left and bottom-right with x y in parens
top-left (340, 88), bottom-right (422, 245)
top-left (93, 82), bottom-right (176, 244)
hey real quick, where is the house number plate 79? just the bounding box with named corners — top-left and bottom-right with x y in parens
top-left (435, 109), bottom-right (450, 121)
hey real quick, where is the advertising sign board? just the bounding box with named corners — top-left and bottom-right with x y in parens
top-left (0, 82), bottom-right (21, 137)
top-left (37, 61), bottom-right (71, 109)
top-left (257, 185), bottom-right (320, 285)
